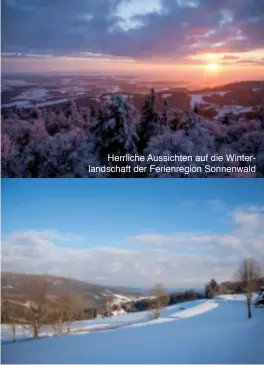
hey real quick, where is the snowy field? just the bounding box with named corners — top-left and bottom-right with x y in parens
top-left (2, 296), bottom-right (264, 364)
top-left (1, 300), bottom-right (202, 343)
top-left (189, 91), bottom-right (230, 109)
top-left (189, 91), bottom-right (254, 118)
top-left (1, 98), bottom-right (70, 109)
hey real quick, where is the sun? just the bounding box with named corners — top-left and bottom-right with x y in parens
top-left (206, 63), bottom-right (220, 72)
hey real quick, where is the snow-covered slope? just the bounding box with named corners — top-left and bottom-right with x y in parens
top-left (170, 300), bottom-right (218, 318)
top-left (2, 298), bottom-right (264, 364)
top-left (214, 293), bottom-right (259, 301)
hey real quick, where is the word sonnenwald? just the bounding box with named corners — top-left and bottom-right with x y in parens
top-left (88, 164), bottom-right (256, 175)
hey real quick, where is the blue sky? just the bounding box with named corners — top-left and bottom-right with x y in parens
top-left (2, 179), bottom-right (264, 288)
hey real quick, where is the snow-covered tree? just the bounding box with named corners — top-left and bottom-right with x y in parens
top-left (90, 95), bottom-right (139, 176)
top-left (2, 92), bottom-right (264, 178)
top-left (259, 103), bottom-right (264, 126)
top-left (193, 102), bottom-right (200, 114)
top-left (222, 113), bottom-right (231, 125)
top-left (67, 100), bottom-right (89, 130)
top-left (45, 109), bottom-right (71, 136)
top-left (205, 279), bottom-right (219, 298)
top-left (177, 112), bottom-right (199, 135)
top-left (162, 98), bottom-right (169, 125)
top-left (233, 131), bottom-right (264, 156)
top-left (137, 89), bottom-right (160, 153)
top-left (145, 113), bottom-right (215, 177)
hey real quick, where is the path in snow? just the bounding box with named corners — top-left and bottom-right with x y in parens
top-left (169, 300), bottom-right (218, 318)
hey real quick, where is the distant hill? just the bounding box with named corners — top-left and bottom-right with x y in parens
top-left (2, 78), bottom-right (263, 115)
top-left (56, 80), bottom-right (264, 117)
top-left (191, 80), bottom-right (264, 93)
top-left (1, 271), bottom-right (145, 308)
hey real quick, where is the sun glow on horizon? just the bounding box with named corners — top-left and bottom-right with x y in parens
top-left (206, 63), bottom-right (220, 72)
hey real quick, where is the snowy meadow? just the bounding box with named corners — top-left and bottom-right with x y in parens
top-left (2, 296), bottom-right (264, 364)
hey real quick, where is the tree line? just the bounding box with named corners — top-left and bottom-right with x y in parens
top-left (1, 278), bottom-right (201, 342)
top-left (2, 258), bottom-right (262, 342)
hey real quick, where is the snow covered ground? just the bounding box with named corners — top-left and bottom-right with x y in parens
top-left (12, 88), bottom-right (48, 101)
top-left (215, 293), bottom-right (260, 301)
top-left (2, 296), bottom-right (264, 364)
top-left (169, 300), bottom-right (218, 318)
top-left (1, 79), bottom-right (36, 87)
top-left (189, 91), bottom-right (254, 118)
top-left (215, 105), bottom-right (253, 117)
top-left (190, 91), bottom-right (229, 109)
top-left (1, 98), bottom-right (69, 109)
top-left (161, 93), bottom-right (172, 99)
top-left (1, 300), bottom-right (203, 343)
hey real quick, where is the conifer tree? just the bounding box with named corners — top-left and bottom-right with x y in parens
top-left (259, 103), bottom-right (264, 125)
top-left (137, 89), bottom-right (159, 153)
top-left (193, 102), bottom-right (200, 114)
top-left (90, 95), bottom-right (139, 175)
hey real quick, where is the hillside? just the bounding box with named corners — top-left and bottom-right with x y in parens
top-left (1, 271), bottom-right (144, 309)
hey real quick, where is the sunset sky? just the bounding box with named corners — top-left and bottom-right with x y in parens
top-left (2, 0), bottom-right (264, 82)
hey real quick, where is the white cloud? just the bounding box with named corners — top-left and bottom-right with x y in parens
top-left (231, 208), bottom-right (264, 234)
top-left (1, 208), bottom-right (264, 288)
top-left (177, 0), bottom-right (200, 8)
top-left (114, 0), bottom-right (163, 31)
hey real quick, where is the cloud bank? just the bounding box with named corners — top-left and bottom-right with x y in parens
top-left (2, 0), bottom-right (264, 65)
top-left (2, 206), bottom-right (264, 288)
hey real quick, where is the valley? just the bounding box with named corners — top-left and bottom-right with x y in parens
top-left (2, 75), bottom-right (264, 121)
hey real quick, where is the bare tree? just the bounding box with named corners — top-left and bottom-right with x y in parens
top-left (50, 307), bottom-right (64, 335)
top-left (59, 292), bottom-right (84, 333)
top-left (235, 258), bottom-right (262, 319)
top-left (36, 290), bottom-right (84, 336)
top-left (1, 299), bottom-right (20, 342)
top-left (149, 283), bottom-right (170, 319)
top-left (22, 277), bottom-right (50, 338)
top-left (103, 295), bottom-right (113, 317)
top-left (218, 283), bottom-right (228, 295)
